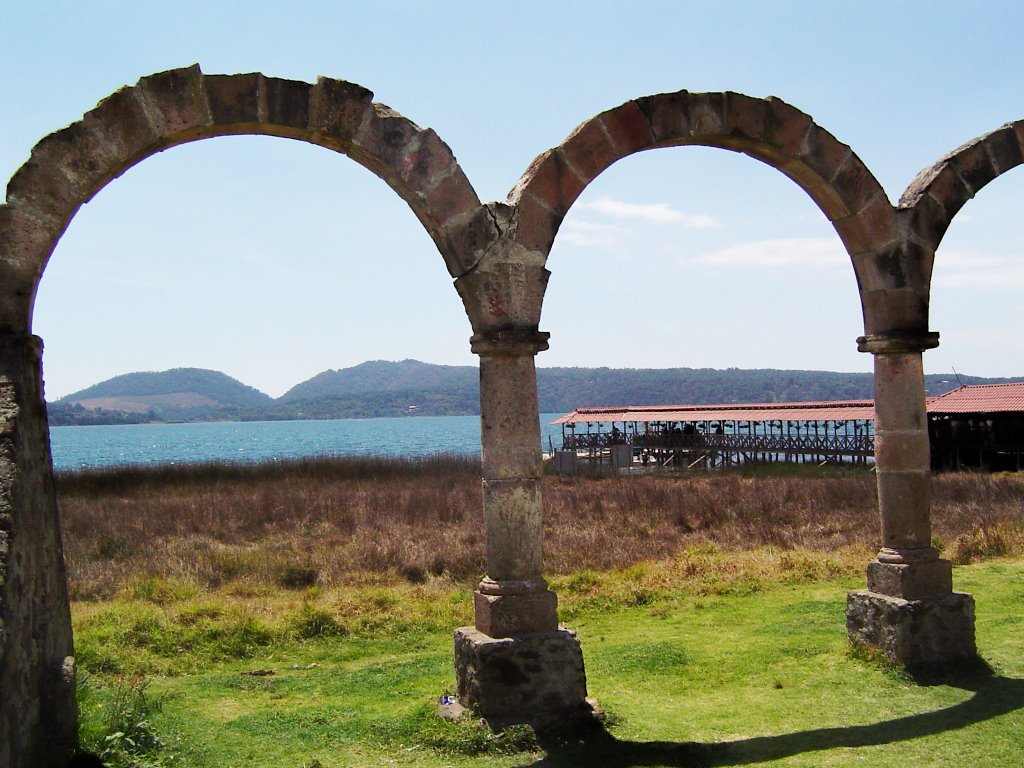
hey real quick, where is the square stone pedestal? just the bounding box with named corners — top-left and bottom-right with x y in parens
top-left (454, 627), bottom-right (592, 729)
top-left (846, 590), bottom-right (976, 667)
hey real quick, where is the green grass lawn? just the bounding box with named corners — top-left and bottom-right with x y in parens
top-left (76, 558), bottom-right (1024, 767)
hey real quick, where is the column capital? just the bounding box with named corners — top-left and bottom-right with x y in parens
top-left (470, 328), bottom-right (550, 356)
top-left (857, 331), bottom-right (939, 354)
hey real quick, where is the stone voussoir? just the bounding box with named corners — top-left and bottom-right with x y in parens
top-left (204, 73), bottom-right (263, 126)
top-left (599, 100), bottom-right (655, 156)
top-left (725, 91), bottom-right (768, 142)
top-left (134, 65), bottom-right (213, 141)
top-left (558, 115), bottom-right (620, 185)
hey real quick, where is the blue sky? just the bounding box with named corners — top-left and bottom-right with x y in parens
top-left (3, 1), bottom-right (1023, 398)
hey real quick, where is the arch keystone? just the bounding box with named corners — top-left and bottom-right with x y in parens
top-left (686, 92), bottom-right (727, 139)
top-left (204, 72), bottom-right (263, 128)
top-left (262, 76), bottom-right (313, 133)
top-left (635, 90), bottom-right (691, 145)
top-left (725, 92), bottom-right (767, 142)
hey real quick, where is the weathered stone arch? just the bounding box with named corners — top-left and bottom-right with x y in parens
top-left (512, 93), bottom-right (887, 264)
top-left (0, 64), bottom-right (483, 334)
top-left (901, 120), bottom-right (1024, 253)
top-left (0, 66), bottom-right (484, 768)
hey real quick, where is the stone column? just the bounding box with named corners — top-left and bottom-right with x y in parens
top-left (454, 328), bottom-right (591, 729)
top-left (846, 332), bottom-right (976, 667)
top-left (0, 334), bottom-right (77, 768)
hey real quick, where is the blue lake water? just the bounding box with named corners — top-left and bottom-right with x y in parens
top-left (49, 414), bottom-right (569, 471)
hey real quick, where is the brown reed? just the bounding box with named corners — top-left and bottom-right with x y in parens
top-left (56, 456), bottom-right (1024, 601)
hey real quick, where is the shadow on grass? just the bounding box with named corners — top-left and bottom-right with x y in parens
top-left (521, 665), bottom-right (1024, 768)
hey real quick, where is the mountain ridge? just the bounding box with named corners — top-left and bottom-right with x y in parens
top-left (47, 360), bottom-right (1024, 426)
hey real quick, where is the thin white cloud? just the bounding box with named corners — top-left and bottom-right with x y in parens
top-left (933, 249), bottom-right (1024, 288)
top-left (681, 237), bottom-right (847, 269)
top-left (578, 196), bottom-right (720, 228)
top-left (559, 220), bottom-right (630, 246)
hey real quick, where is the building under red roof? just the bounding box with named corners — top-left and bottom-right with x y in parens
top-left (551, 383), bottom-right (1024, 473)
top-left (926, 382), bottom-right (1024, 414)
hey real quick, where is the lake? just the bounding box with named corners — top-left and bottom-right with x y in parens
top-left (49, 414), bottom-right (569, 470)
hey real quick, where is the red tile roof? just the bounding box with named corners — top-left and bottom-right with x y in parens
top-left (552, 400), bottom-right (876, 424)
top-left (551, 383), bottom-right (1024, 424)
top-left (926, 382), bottom-right (1024, 414)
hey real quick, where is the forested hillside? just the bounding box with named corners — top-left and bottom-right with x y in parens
top-left (47, 361), bottom-right (1022, 425)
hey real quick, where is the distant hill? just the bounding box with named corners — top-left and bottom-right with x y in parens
top-left (52, 368), bottom-right (273, 424)
top-left (46, 360), bottom-right (1024, 426)
top-left (280, 359), bottom-right (477, 401)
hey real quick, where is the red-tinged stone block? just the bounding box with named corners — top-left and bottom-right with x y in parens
top-left (82, 86), bottom-right (160, 169)
top-left (902, 240), bottom-right (934, 292)
top-left (310, 77), bottom-right (373, 151)
top-left (908, 194), bottom-right (951, 251)
top-left (851, 246), bottom-right (909, 294)
top-left (350, 103), bottom-right (421, 181)
top-left (0, 205), bottom-right (55, 330)
top-left (833, 194), bottom-right (898, 258)
top-left (950, 138), bottom-right (996, 194)
top-left (867, 559), bottom-right (952, 601)
top-left (877, 470), bottom-right (933, 549)
top-left (635, 90), bottom-right (691, 145)
top-left (426, 166), bottom-right (481, 231)
top-left (559, 116), bottom-right (618, 184)
top-left (726, 92), bottom-right (766, 142)
top-left (860, 288), bottom-right (929, 336)
top-left (916, 162), bottom-right (973, 222)
top-left (600, 100), bottom-right (654, 156)
top-left (982, 124), bottom-right (1023, 175)
top-left (204, 73), bottom-right (261, 126)
top-left (777, 158), bottom-right (848, 222)
top-left (12, 121), bottom-right (118, 210)
top-left (799, 123), bottom-right (852, 186)
top-left (436, 203), bottom-right (496, 278)
top-left (516, 149), bottom-right (586, 217)
top-left (873, 352), bottom-right (928, 427)
top-left (513, 190), bottom-right (561, 254)
top-left (831, 152), bottom-right (884, 219)
top-left (875, 429), bottom-right (931, 472)
top-left (134, 65), bottom-right (212, 139)
top-left (5, 155), bottom-right (82, 227)
top-left (263, 77), bottom-right (313, 133)
top-left (687, 92), bottom-right (726, 138)
top-left (1013, 119), bottom-right (1024, 155)
top-left (472, 590), bottom-right (558, 637)
top-left (763, 96), bottom-right (812, 158)
top-left (398, 128), bottom-right (457, 194)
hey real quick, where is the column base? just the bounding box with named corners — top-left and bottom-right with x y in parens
top-left (473, 587), bottom-right (558, 637)
top-left (867, 557), bottom-right (952, 600)
top-left (846, 590), bottom-right (976, 668)
top-left (454, 627), bottom-right (592, 729)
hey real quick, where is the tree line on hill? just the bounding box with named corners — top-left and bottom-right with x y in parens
top-left (46, 360), bottom-right (1022, 426)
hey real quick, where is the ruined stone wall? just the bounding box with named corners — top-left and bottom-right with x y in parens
top-left (0, 335), bottom-right (75, 768)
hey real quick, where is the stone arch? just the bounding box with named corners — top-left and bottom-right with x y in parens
top-left (0, 66), bottom-right (486, 768)
top-left (509, 91), bottom-right (895, 287)
top-left (0, 64), bottom-right (483, 334)
top-left (900, 120), bottom-right (1024, 254)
